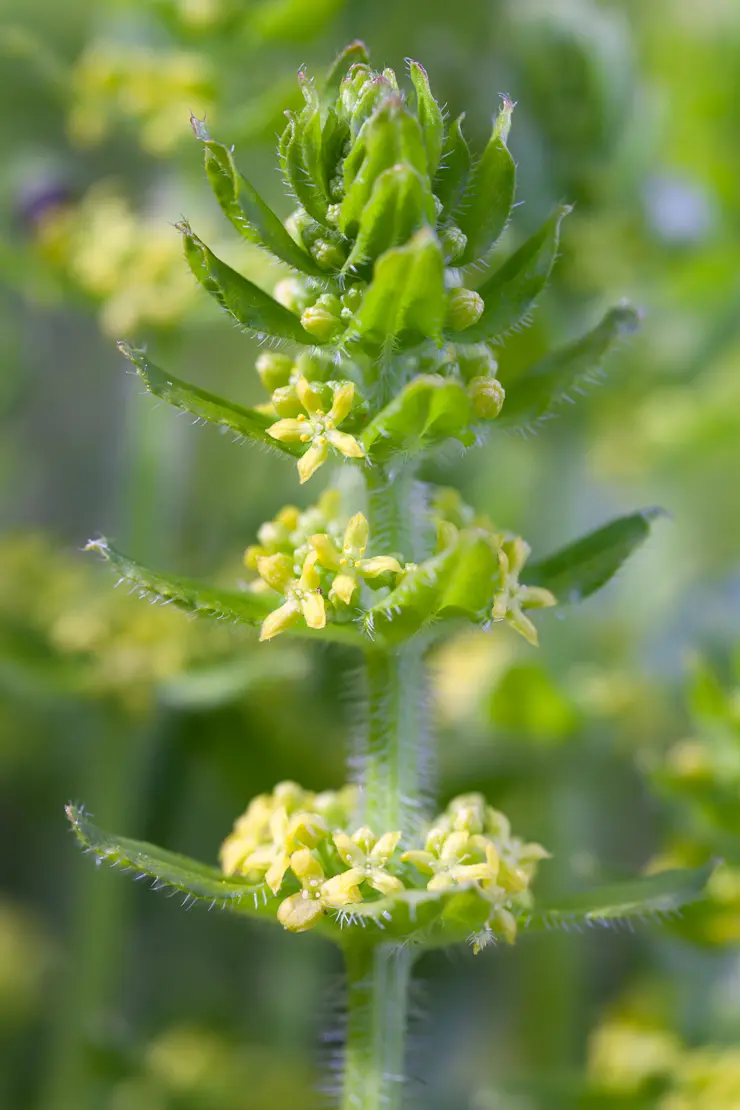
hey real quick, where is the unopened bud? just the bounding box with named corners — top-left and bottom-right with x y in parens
top-left (468, 376), bottom-right (505, 420)
top-left (271, 386), bottom-right (304, 419)
top-left (255, 351), bottom-right (293, 391)
top-left (300, 294), bottom-right (344, 342)
top-left (293, 350), bottom-right (332, 382)
top-left (447, 287), bottom-right (484, 331)
top-left (456, 343), bottom-right (498, 383)
top-left (311, 238), bottom-right (346, 270)
top-left (274, 277), bottom-right (313, 314)
top-left (440, 224), bottom-right (467, 263)
top-left (341, 282), bottom-right (366, 316)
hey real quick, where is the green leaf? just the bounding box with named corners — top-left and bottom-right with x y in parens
top-left (363, 375), bottom-right (473, 460)
top-left (522, 864), bottom-right (714, 932)
top-left (408, 59), bottom-right (445, 176)
top-left (280, 112), bottom-right (328, 224)
top-left (66, 804), bottom-right (280, 919)
top-left (434, 114), bottom-right (471, 218)
top-left (436, 531), bottom-right (499, 618)
top-left (85, 540), bottom-right (366, 648)
top-left (365, 547), bottom-right (460, 644)
top-left (524, 508), bottom-right (666, 602)
top-left (118, 343), bottom-right (301, 456)
top-left (178, 222), bottom-right (318, 344)
top-left (346, 228), bottom-right (446, 351)
top-left (343, 163), bottom-right (434, 272)
top-left (498, 304), bottom-right (641, 428)
top-left (321, 40), bottom-right (370, 107)
top-left (458, 205), bottom-right (570, 342)
top-left (457, 97), bottom-right (516, 264)
top-left (192, 118), bottom-right (323, 276)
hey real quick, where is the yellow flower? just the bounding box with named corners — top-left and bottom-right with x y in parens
top-left (332, 827), bottom-right (405, 896)
top-left (267, 377), bottom-right (364, 483)
top-left (491, 537), bottom-right (556, 646)
top-left (402, 829), bottom-right (500, 892)
top-left (311, 513), bottom-right (402, 605)
top-left (256, 551), bottom-right (325, 641)
top-left (277, 848), bottom-right (364, 933)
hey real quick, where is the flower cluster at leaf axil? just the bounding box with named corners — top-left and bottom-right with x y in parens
top-left (220, 781), bottom-right (548, 945)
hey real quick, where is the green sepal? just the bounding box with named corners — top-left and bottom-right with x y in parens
top-left (457, 97), bottom-right (516, 264)
top-left (280, 112), bottom-right (328, 224)
top-left (408, 59), bottom-right (445, 176)
top-left (85, 540), bottom-right (366, 648)
top-left (192, 117), bottom-right (322, 276)
top-left (66, 805), bottom-right (280, 919)
top-left (321, 40), bottom-right (370, 108)
top-left (118, 343), bottom-right (301, 454)
top-left (345, 228), bottom-right (446, 351)
top-left (362, 375), bottom-right (474, 461)
top-left (434, 114), bottom-right (471, 218)
top-left (498, 304), bottom-right (641, 428)
top-left (521, 864), bottom-right (715, 932)
top-left (341, 99), bottom-right (428, 236)
top-left (458, 205), bottom-right (571, 342)
top-left (343, 163), bottom-right (434, 273)
top-left (524, 508), bottom-right (666, 603)
top-left (178, 222), bottom-right (318, 344)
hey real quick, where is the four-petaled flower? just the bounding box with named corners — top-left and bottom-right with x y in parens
top-left (256, 550), bottom-right (325, 641)
top-left (491, 536), bottom-right (557, 646)
top-left (267, 377), bottom-right (365, 484)
top-left (277, 848), bottom-right (365, 933)
top-left (311, 513), bottom-right (402, 605)
top-left (242, 808), bottom-right (329, 895)
top-left (332, 826), bottom-right (405, 896)
top-left (402, 829), bottom-right (500, 892)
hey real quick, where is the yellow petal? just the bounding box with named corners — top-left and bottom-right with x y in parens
top-left (505, 536), bottom-right (531, 579)
top-left (498, 859), bottom-right (529, 894)
top-left (300, 590), bottom-right (326, 630)
top-left (255, 553), bottom-right (294, 593)
top-left (285, 812), bottom-right (329, 851)
top-left (368, 871), bottom-right (404, 896)
top-left (491, 589), bottom-right (509, 622)
top-left (299, 549), bottom-right (322, 590)
top-left (290, 848), bottom-right (325, 886)
top-left (490, 906), bottom-right (518, 944)
top-left (266, 418), bottom-right (305, 444)
top-left (326, 429), bottom-right (365, 459)
top-left (506, 605), bottom-right (539, 646)
top-left (371, 831), bottom-right (401, 861)
top-left (297, 438), bottom-right (328, 483)
top-left (277, 892), bottom-right (324, 932)
top-left (310, 532), bottom-right (342, 571)
top-left (295, 376), bottom-right (322, 415)
top-left (360, 556), bottom-right (402, 578)
top-left (330, 572), bottom-right (357, 606)
top-left (259, 600), bottom-right (300, 641)
top-left (265, 852), bottom-right (291, 895)
top-left (328, 381), bottom-right (355, 424)
top-left (440, 831), bottom-right (471, 862)
top-left (343, 512), bottom-right (369, 552)
top-left (321, 869), bottom-right (364, 908)
top-left (519, 585), bottom-right (557, 610)
top-left (333, 831), bottom-right (365, 868)
top-left (427, 872), bottom-right (455, 891)
top-left (400, 850), bottom-right (436, 875)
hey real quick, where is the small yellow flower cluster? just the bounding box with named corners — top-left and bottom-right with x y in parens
top-left (267, 378), bottom-right (365, 484)
top-left (68, 43), bottom-right (215, 154)
top-left (402, 793), bottom-right (550, 948)
top-left (245, 497), bottom-right (404, 641)
top-left (220, 783), bottom-right (548, 944)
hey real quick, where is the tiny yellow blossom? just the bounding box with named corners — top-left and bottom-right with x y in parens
top-left (277, 848), bottom-right (363, 933)
top-left (492, 537), bottom-right (557, 646)
top-left (311, 513), bottom-right (402, 605)
top-left (332, 827), bottom-right (405, 896)
top-left (256, 551), bottom-right (325, 641)
top-left (403, 829), bottom-right (500, 892)
top-left (267, 378), bottom-right (364, 483)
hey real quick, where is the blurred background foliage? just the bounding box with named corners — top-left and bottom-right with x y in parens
top-left (1, 0), bottom-right (739, 1107)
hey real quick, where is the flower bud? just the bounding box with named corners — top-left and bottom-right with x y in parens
top-left (300, 294), bottom-right (345, 342)
top-left (468, 376), bottom-right (506, 420)
top-left (271, 386), bottom-right (304, 419)
top-left (447, 287), bottom-right (485, 331)
top-left (273, 276), bottom-right (313, 314)
top-left (341, 282), bottom-right (366, 316)
top-left (255, 351), bottom-right (293, 391)
top-left (439, 224), bottom-right (467, 263)
top-left (456, 343), bottom-right (499, 383)
top-left (293, 350), bottom-right (332, 383)
top-left (311, 237), bottom-right (346, 270)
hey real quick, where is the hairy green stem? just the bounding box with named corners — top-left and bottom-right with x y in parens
top-left (341, 945), bottom-right (414, 1110)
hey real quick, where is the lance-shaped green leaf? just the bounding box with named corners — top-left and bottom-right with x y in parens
top-left (344, 163), bottom-right (434, 272)
top-left (457, 96), bottom-right (516, 264)
top-left (341, 98), bottom-right (428, 236)
top-left (345, 228), bottom-right (446, 351)
top-left (118, 343), bottom-right (301, 455)
top-left (523, 508), bottom-right (666, 603)
top-left (178, 222), bottom-right (318, 344)
top-left (85, 539), bottom-right (366, 648)
top-left (321, 40), bottom-right (370, 108)
top-left (362, 375), bottom-right (474, 460)
top-left (296, 72), bottom-right (330, 212)
top-left (191, 117), bottom-right (322, 276)
top-left (66, 804), bottom-right (280, 919)
top-left (458, 205), bottom-right (571, 342)
top-left (280, 113), bottom-right (328, 224)
top-left (436, 530), bottom-right (499, 618)
top-left (498, 304), bottom-right (641, 428)
top-left (520, 864), bottom-right (714, 933)
top-left (408, 59), bottom-right (444, 176)
top-left (434, 114), bottom-right (471, 218)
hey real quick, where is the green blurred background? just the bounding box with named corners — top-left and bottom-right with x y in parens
top-left (1, 1), bottom-right (740, 1107)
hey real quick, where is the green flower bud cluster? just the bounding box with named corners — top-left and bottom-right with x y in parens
top-left (221, 782), bottom-right (548, 945)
